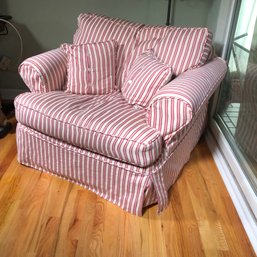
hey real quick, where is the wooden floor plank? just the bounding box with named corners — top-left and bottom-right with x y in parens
top-left (0, 133), bottom-right (17, 179)
top-left (0, 134), bottom-right (256, 257)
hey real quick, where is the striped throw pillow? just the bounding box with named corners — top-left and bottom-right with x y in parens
top-left (122, 37), bottom-right (161, 84)
top-left (62, 40), bottom-right (117, 95)
top-left (122, 51), bottom-right (172, 107)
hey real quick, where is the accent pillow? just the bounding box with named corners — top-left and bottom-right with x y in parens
top-left (62, 40), bottom-right (117, 95)
top-left (122, 51), bottom-right (172, 107)
top-left (122, 37), bottom-right (161, 84)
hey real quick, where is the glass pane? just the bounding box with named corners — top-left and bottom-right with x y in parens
top-left (216, 0), bottom-right (257, 189)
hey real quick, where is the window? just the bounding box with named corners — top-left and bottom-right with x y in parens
top-left (215, 0), bottom-right (257, 190)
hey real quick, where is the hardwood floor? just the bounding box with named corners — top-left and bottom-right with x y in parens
top-left (0, 131), bottom-right (256, 257)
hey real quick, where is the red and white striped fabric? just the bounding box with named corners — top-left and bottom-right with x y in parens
top-left (122, 26), bottom-right (173, 84)
top-left (149, 104), bottom-right (208, 212)
top-left (122, 37), bottom-right (161, 84)
top-left (19, 48), bottom-right (67, 93)
top-left (15, 91), bottom-right (162, 167)
top-left (147, 57), bottom-right (227, 142)
top-left (16, 102), bottom-right (207, 215)
top-left (153, 27), bottom-right (213, 76)
top-left (135, 25), bottom-right (172, 44)
top-left (73, 13), bottom-right (143, 88)
top-left (61, 40), bottom-right (117, 95)
top-left (122, 51), bottom-right (172, 107)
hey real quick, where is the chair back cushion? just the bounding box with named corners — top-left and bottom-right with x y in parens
top-left (126, 26), bottom-right (213, 78)
top-left (135, 25), bottom-right (171, 43)
top-left (73, 13), bottom-right (143, 88)
top-left (153, 27), bottom-right (213, 76)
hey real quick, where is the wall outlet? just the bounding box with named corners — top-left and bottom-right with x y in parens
top-left (0, 56), bottom-right (11, 70)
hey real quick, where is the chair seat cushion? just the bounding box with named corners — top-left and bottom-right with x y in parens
top-left (15, 91), bottom-right (163, 167)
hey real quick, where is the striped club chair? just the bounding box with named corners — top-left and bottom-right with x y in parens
top-left (15, 13), bottom-right (227, 215)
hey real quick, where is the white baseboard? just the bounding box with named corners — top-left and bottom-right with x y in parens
top-left (205, 122), bottom-right (257, 255)
top-left (0, 88), bottom-right (27, 100)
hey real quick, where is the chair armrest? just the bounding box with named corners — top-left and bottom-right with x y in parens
top-left (19, 48), bottom-right (67, 93)
top-left (147, 57), bottom-right (227, 142)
